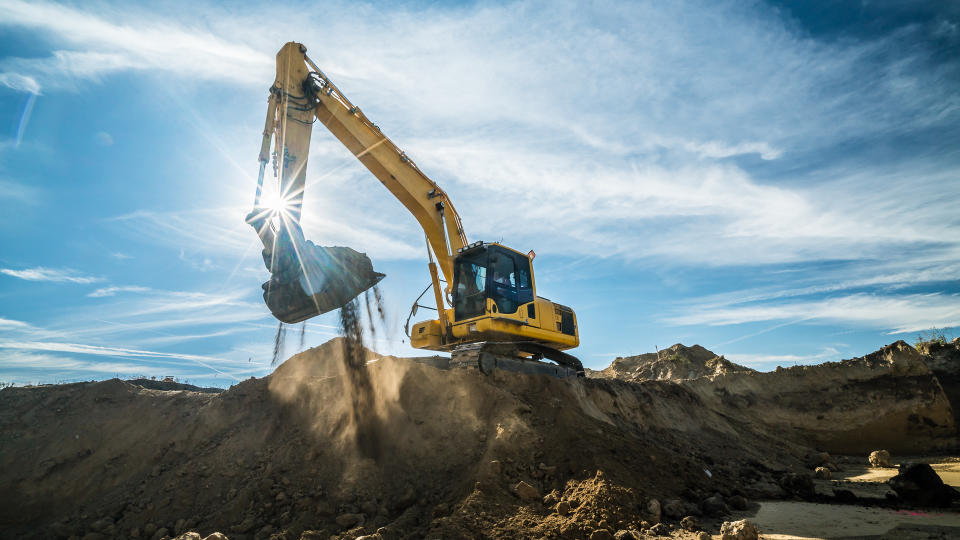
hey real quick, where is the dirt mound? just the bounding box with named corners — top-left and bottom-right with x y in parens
top-left (1, 338), bottom-right (806, 539)
top-left (590, 343), bottom-right (754, 382)
top-left (2, 338), bottom-right (956, 539)
top-left (683, 340), bottom-right (957, 454)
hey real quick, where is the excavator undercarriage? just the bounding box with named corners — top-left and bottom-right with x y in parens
top-left (450, 341), bottom-right (584, 378)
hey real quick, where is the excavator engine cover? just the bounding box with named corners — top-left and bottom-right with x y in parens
top-left (256, 219), bottom-right (384, 323)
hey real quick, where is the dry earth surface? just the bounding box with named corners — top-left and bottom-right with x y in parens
top-left (2, 338), bottom-right (959, 539)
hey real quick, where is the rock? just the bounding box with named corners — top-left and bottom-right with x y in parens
top-left (648, 523), bottom-right (670, 536)
top-left (613, 530), bottom-right (640, 540)
top-left (814, 466), bottom-right (831, 480)
top-left (151, 528), bottom-right (169, 540)
top-left (701, 494), bottom-right (725, 515)
top-left (778, 472), bottom-right (815, 499)
top-left (130, 528), bottom-right (141, 538)
top-left (662, 499), bottom-right (684, 519)
top-left (646, 498), bottom-right (662, 522)
top-left (81, 534), bottom-right (105, 540)
top-left (697, 533), bottom-right (711, 540)
top-left (173, 534), bottom-right (201, 540)
top-left (556, 501), bottom-right (571, 516)
top-left (174, 519), bottom-right (186, 534)
top-left (728, 494), bottom-right (748, 510)
top-left (144, 524), bottom-right (158, 537)
top-left (513, 480), bottom-right (539, 501)
top-left (680, 515), bottom-right (700, 531)
top-left (543, 490), bottom-right (559, 506)
top-left (590, 530), bottom-right (613, 540)
top-left (869, 450), bottom-right (892, 468)
top-left (720, 519), bottom-right (759, 540)
top-left (335, 513), bottom-right (363, 528)
top-left (202, 535), bottom-right (229, 540)
top-left (888, 463), bottom-right (960, 507)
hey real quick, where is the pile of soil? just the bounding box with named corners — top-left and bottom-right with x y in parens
top-left (2, 338), bottom-right (958, 539)
top-left (1, 338), bottom-right (804, 539)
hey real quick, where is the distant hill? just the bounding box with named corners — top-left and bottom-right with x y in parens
top-left (588, 343), bottom-right (755, 382)
top-left (126, 378), bottom-right (223, 393)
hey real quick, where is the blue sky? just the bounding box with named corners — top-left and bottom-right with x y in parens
top-left (1, 0), bottom-right (958, 387)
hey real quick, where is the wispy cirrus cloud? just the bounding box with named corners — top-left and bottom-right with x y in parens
top-left (1, 266), bottom-right (101, 284)
top-left (87, 285), bottom-right (151, 297)
top-left (0, 0), bottom-right (271, 93)
top-left (669, 292), bottom-right (960, 335)
top-left (0, 72), bottom-right (40, 93)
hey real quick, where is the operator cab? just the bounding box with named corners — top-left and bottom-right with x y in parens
top-left (452, 243), bottom-right (534, 321)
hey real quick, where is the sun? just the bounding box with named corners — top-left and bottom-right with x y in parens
top-left (259, 183), bottom-right (292, 218)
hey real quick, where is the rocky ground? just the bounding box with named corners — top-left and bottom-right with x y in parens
top-left (1, 338), bottom-right (959, 539)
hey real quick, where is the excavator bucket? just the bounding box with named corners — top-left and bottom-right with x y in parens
top-left (248, 212), bottom-right (384, 324)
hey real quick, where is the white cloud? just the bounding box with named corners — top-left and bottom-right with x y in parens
top-left (668, 293), bottom-right (960, 335)
top-left (726, 347), bottom-right (842, 369)
top-left (0, 72), bottom-right (40, 93)
top-left (0, 0), bottom-right (271, 92)
top-left (1, 266), bottom-right (101, 284)
top-left (0, 317), bottom-right (30, 329)
top-left (0, 340), bottom-right (243, 380)
top-left (87, 286), bottom-right (151, 297)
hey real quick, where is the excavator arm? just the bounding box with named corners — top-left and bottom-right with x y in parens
top-left (248, 42), bottom-right (466, 324)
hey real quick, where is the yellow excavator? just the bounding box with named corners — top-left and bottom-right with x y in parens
top-left (246, 42), bottom-right (582, 377)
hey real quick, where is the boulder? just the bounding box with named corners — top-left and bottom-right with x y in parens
top-left (720, 519), bottom-right (759, 540)
top-left (513, 480), bottom-right (539, 501)
top-left (727, 495), bottom-right (748, 510)
top-left (888, 463), bottom-right (960, 507)
top-left (701, 494), bottom-right (725, 515)
top-left (556, 501), bottom-right (571, 516)
top-left (869, 450), bottom-right (892, 468)
top-left (814, 466), bottom-right (831, 480)
top-left (778, 472), bottom-right (815, 499)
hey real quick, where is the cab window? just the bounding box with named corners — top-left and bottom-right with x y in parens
top-left (488, 251), bottom-right (518, 314)
top-left (513, 253), bottom-right (534, 304)
top-left (453, 252), bottom-right (487, 320)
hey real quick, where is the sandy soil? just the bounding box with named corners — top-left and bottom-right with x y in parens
top-left (727, 459), bottom-right (960, 540)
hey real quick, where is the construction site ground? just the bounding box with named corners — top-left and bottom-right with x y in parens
top-left (2, 338), bottom-right (960, 540)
